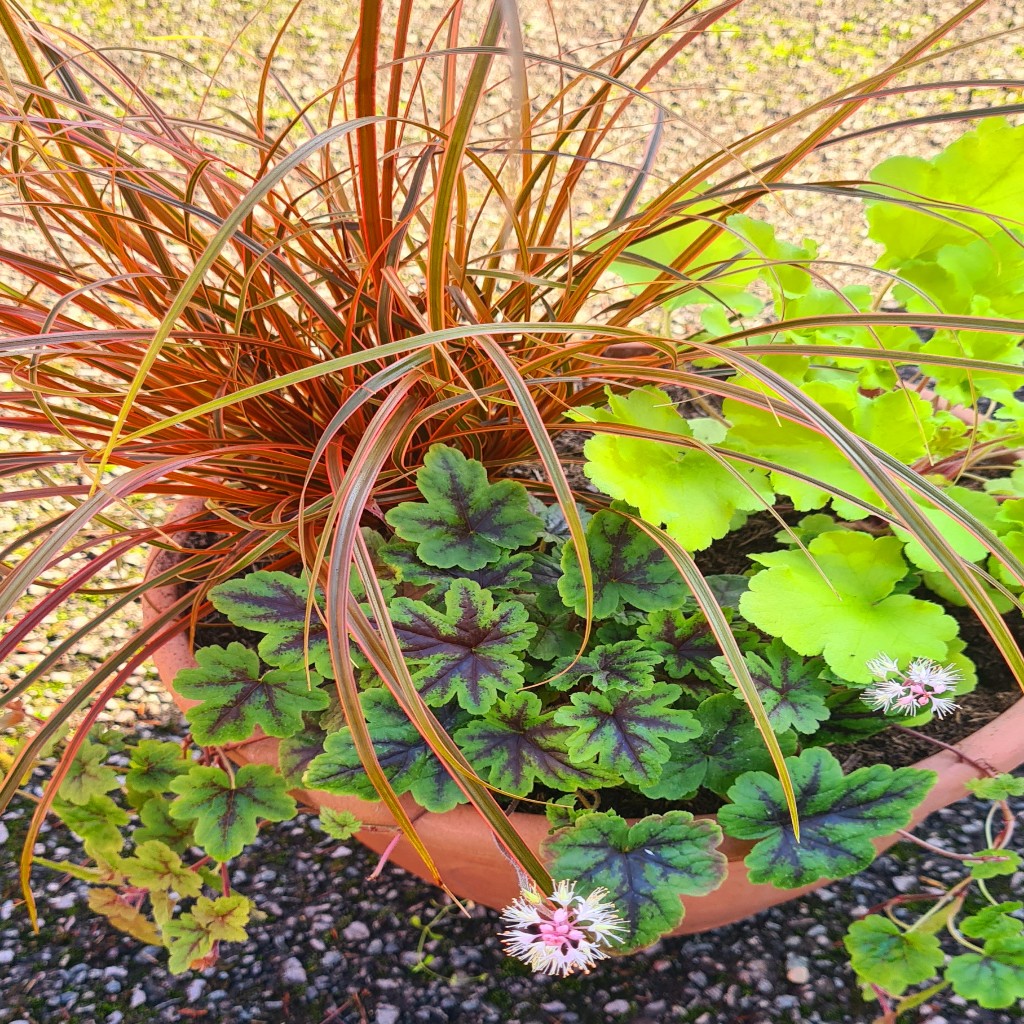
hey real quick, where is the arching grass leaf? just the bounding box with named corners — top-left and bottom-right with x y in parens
top-left (174, 642), bottom-right (329, 745)
top-left (168, 764), bottom-right (296, 863)
top-left (545, 810), bottom-right (726, 950)
top-left (454, 690), bottom-right (612, 796)
top-left (844, 916), bottom-right (945, 995)
top-left (559, 508), bottom-right (689, 618)
top-left (719, 748), bottom-right (936, 888)
top-left (385, 445), bottom-right (543, 570)
top-left (389, 579), bottom-right (536, 713)
top-left (553, 683), bottom-right (701, 787)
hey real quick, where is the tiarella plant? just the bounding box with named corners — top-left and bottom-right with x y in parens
top-left (1, 0), bottom-right (1023, 1018)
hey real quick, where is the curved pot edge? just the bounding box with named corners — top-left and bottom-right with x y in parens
top-left (141, 501), bottom-right (1024, 936)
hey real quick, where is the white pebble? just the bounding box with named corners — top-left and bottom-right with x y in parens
top-left (281, 956), bottom-right (307, 985)
top-left (0, 949), bottom-right (14, 965)
top-left (186, 978), bottom-right (206, 1002)
top-left (130, 989), bottom-right (147, 1009)
top-left (376, 1006), bottom-right (401, 1024)
top-left (343, 921), bottom-right (371, 941)
top-left (604, 1000), bottom-right (631, 1015)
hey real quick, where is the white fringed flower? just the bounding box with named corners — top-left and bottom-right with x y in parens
top-left (861, 655), bottom-right (962, 718)
top-left (500, 880), bottom-right (627, 976)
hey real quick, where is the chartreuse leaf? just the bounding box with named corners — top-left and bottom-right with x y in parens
top-left (552, 683), bottom-right (701, 787)
top-left (545, 811), bottom-right (727, 951)
top-left (712, 639), bottom-right (831, 735)
top-left (208, 571), bottom-right (333, 677)
top-left (946, 938), bottom-right (1024, 1009)
top-left (571, 387), bottom-right (773, 552)
top-left (303, 690), bottom-right (466, 813)
top-left (385, 445), bottom-right (543, 570)
top-left (174, 642), bottom-right (329, 745)
top-left (126, 740), bottom-right (191, 795)
top-left (639, 694), bottom-right (797, 800)
top-left (87, 889), bottom-right (162, 947)
top-left (961, 903), bottom-right (1024, 942)
top-left (318, 808), bottom-right (362, 840)
top-left (51, 794), bottom-right (128, 859)
top-left (966, 775), bottom-right (1024, 800)
top-left (58, 740), bottom-right (119, 806)
top-left (164, 894), bottom-right (251, 975)
top-left (739, 531), bottom-right (959, 684)
top-left (389, 579), bottom-right (536, 714)
top-left (967, 849), bottom-right (1022, 880)
top-left (550, 640), bottom-right (662, 692)
top-left (844, 916), bottom-right (945, 995)
top-left (559, 508), bottom-right (689, 617)
top-left (454, 690), bottom-right (611, 797)
top-left (719, 747), bottom-right (936, 888)
top-left (134, 797), bottom-right (195, 854)
top-left (122, 840), bottom-right (203, 898)
top-left (168, 764), bottom-right (296, 862)
top-left (865, 117), bottom-right (1024, 264)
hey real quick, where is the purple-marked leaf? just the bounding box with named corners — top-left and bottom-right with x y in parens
top-left (637, 607), bottom-right (748, 683)
top-left (277, 723), bottom-right (327, 787)
top-left (519, 588), bottom-right (578, 662)
top-left (525, 550), bottom-right (565, 590)
top-left (385, 445), bottom-right (543, 570)
top-left (545, 811), bottom-right (726, 950)
top-left (209, 570), bottom-right (334, 677)
top-left (381, 540), bottom-right (534, 599)
top-left (639, 694), bottom-right (798, 800)
top-left (712, 638), bottom-right (831, 735)
top-left (133, 797), bottom-right (195, 854)
top-left (559, 509), bottom-right (689, 618)
top-left (719, 748), bottom-right (936, 888)
top-left (528, 497), bottom-right (592, 544)
top-left (813, 689), bottom-right (891, 746)
top-left (552, 683), bottom-right (701, 787)
top-left (454, 690), bottom-right (612, 796)
top-left (126, 740), bottom-right (191, 795)
top-left (168, 764), bottom-right (297, 863)
top-left (165, 895), bottom-right (251, 975)
top-left (174, 642), bottom-right (330, 745)
top-left (550, 640), bottom-right (662, 692)
top-left (389, 579), bottom-right (536, 713)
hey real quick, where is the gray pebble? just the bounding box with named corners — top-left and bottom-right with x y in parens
top-left (343, 920), bottom-right (371, 941)
top-left (0, 949), bottom-right (14, 965)
top-left (281, 956), bottom-right (307, 985)
top-left (376, 1005), bottom-right (401, 1024)
top-left (129, 988), bottom-right (146, 1009)
top-left (106, 1012), bottom-right (124, 1024)
top-left (321, 951), bottom-right (342, 968)
top-left (186, 978), bottom-right (206, 1002)
top-left (603, 1000), bottom-right (631, 1015)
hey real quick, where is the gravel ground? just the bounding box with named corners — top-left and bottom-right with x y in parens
top-left (3, 1), bottom-right (1024, 1022)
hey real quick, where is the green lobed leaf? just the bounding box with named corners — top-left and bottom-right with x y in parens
top-left (389, 579), bottom-right (536, 714)
top-left (51, 794), bottom-right (128, 858)
top-left (552, 683), bottom-right (701, 787)
top-left (545, 810), bottom-right (727, 951)
top-left (844, 916), bottom-right (945, 995)
top-left (961, 903), bottom-right (1024, 942)
top-left (946, 938), bottom-right (1024, 1009)
top-left (164, 894), bottom-right (251, 975)
top-left (168, 764), bottom-right (297, 863)
top-left (385, 445), bottom-right (543, 570)
top-left (965, 775), bottom-right (1024, 801)
top-left (208, 571), bottom-right (333, 677)
top-left (121, 840), bottom-right (203, 899)
top-left (739, 531), bottom-right (959, 684)
top-left (126, 740), bottom-right (192, 795)
top-left (712, 639), bottom-right (831, 735)
top-left (58, 740), bottom-right (119, 806)
top-left (454, 690), bottom-right (612, 797)
top-left (133, 796), bottom-right (196, 854)
top-left (550, 640), bottom-right (662, 692)
top-left (318, 808), bottom-right (362, 840)
top-left (174, 642), bottom-right (330, 745)
top-left (559, 508), bottom-right (689, 618)
top-left (967, 849), bottom-right (1022, 880)
top-left (719, 747), bottom-right (936, 888)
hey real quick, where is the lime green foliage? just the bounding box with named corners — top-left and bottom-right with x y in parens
top-left (58, 740), bottom-right (120, 805)
top-left (318, 808), bottom-right (362, 841)
top-left (122, 841), bottom-right (204, 899)
top-left (844, 917), bottom-right (946, 996)
top-left (545, 811), bottom-right (726, 950)
top-left (168, 764), bottom-right (297, 862)
top-left (966, 849), bottom-right (1022, 880)
top-left (51, 794), bottom-right (129, 860)
top-left (719, 748), bottom-right (936, 888)
top-left (164, 895), bottom-right (252, 975)
top-left (946, 941), bottom-right (1024, 1009)
top-left (175, 643), bottom-right (329, 744)
top-left (126, 740), bottom-right (192, 794)
top-left (740, 531), bottom-right (958, 683)
top-left (966, 775), bottom-right (1024, 801)
top-left (571, 387), bottom-right (772, 551)
top-left (961, 903), bottom-right (1024, 941)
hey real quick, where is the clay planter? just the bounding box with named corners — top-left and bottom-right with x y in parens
top-left (143, 504), bottom-right (1024, 936)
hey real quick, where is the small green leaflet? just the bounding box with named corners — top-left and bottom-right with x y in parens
top-left (961, 903), bottom-right (1024, 942)
top-left (165, 894), bottom-right (251, 975)
top-left (318, 808), bottom-right (362, 840)
top-left (549, 640), bottom-right (662, 692)
top-left (58, 740), bottom-right (119, 806)
top-left (559, 508), bottom-right (689, 618)
top-left (843, 916), bottom-right (945, 996)
top-left (718, 747), bottom-right (936, 888)
top-left (966, 774), bottom-right (1024, 801)
top-left (966, 849), bottom-right (1022, 880)
top-left (711, 639), bottom-right (831, 734)
top-left (388, 579), bottom-right (536, 714)
top-left (121, 840), bottom-right (203, 899)
top-left (552, 683), bottom-right (701, 787)
top-left (571, 387), bottom-right (773, 552)
top-left (168, 764), bottom-right (297, 863)
top-left (545, 810), bottom-right (727, 950)
top-left (52, 794), bottom-right (128, 858)
top-left (208, 570), bottom-right (333, 677)
top-left (385, 445), bottom-right (543, 570)
top-left (946, 938), bottom-right (1024, 1009)
top-left (454, 690), bottom-right (612, 796)
top-left (126, 740), bottom-right (191, 794)
top-left (134, 796), bottom-right (195, 853)
top-left (739, 531), bottom-right (958, 684)
top-left (174, 642), bottom-right (329, 745)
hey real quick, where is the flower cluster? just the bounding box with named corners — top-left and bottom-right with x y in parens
top-left (500, 880), bottom-right (627, 976)
top-left (861, 655), bottom-right (962, 718)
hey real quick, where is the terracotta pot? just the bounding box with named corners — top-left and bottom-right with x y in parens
top-left (143, 502), bottom-right (1024, 935)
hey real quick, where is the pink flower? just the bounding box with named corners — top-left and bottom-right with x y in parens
top-left (500, 880), bottom-right (626, 976)
top-left (861, 655), bottom-right (962, 719)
